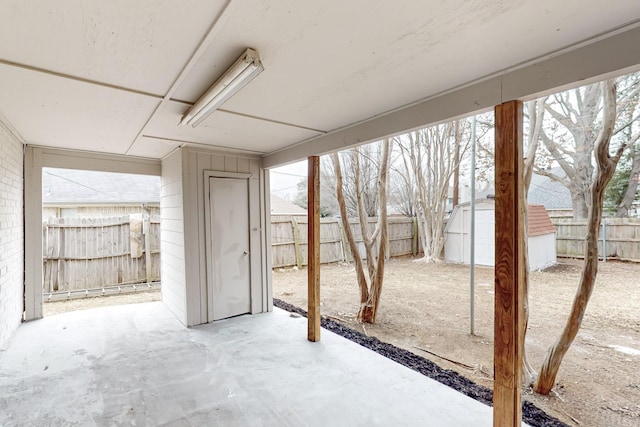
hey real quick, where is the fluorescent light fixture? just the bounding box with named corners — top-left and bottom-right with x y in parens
top-left (180, 48), bottom-right (264, 127)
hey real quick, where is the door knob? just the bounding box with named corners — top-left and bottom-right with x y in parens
top-left (243, 251), bottom-right (249, 255)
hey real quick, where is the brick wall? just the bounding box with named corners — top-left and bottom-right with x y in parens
top-left (160, 150), bottom-right (187, 325)
top-left (0, 118), bottom-right (23, 349)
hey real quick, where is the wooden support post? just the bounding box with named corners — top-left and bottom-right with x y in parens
top-left (493, 100), bottom-right (525, 427)
top-left (307, 156), bottom-right (321, 342)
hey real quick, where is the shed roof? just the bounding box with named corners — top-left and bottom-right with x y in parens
top-left (454, 199), bottom-right (556, 237)
top-left (527, 204), bottom-right (556, 237)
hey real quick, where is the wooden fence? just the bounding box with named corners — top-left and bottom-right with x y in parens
top-left (271, 215), bottom-right (419, 268)
top-left (43, 213), bottom-right (417, 292)
top-left (41, 213), bottom-right (640, 293)
top-left (43, 214), bottom-right (161, 292)
top-left (552, 217), bottom-right (640, 262)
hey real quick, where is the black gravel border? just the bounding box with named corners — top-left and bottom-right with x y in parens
top-left (274, 298), bottom-right (568, 427)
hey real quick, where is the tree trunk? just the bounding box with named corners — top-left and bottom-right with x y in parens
top-left (572, 192), bottom-right (589, 219)
top-left (332, 153), bottom-right (369, 313)
top-left (534, 80), bottom-right (619, 394)
top-left (452, 120), bottom-right (461, 207)
top-left (360, 140), bottom-right (390, 323)
top-left (616, 146), bottom-right (640, 217)
top-left (541, 85), bottom-right (601, 221)
top-left (332, 140), bottom-right (391, 324)
top-left (398, 125), bottom-right (468, 262)
top-left (522, 99), bottom-right (544, 385)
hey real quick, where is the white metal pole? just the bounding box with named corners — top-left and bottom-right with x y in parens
top-left (602, 218), bottom-right (607, 263)
top-left (470, 116), bottom-right (477, 335)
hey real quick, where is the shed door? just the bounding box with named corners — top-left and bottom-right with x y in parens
top-left (209, 177), bottom-right (251, 320)
top-left (474, 210), bottom-right (495, 266)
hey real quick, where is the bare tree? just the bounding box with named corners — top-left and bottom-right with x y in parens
top-left (613, 76), bottom-right (640, 216)
top-left (323, 145), bottom-right (381, 217)
top-left (536, 72), bottom-right (640, 219)
top-left (471, 113), bottom-right (498, 188)
top-left (535, 85), bottom-right (604, 218)
top-left (387, 164), bottom-right (416, 217)
top-left (534, 80), bottom-right (633, 394)
top-left (521, 98), bottom-right (545, 385)
top-left (396, 121), bottom-right (470, 262)
top-left (292, 176), bottom-right (335, 217)
top-left (452, 120), bottom-right (463, 207)
top-left (332, 139), bottom-right (391, 323)
top-left (615, 146), bottom-right (640, 216)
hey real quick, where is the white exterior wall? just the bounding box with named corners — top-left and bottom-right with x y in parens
top-left (181, 147), bottom-right (269, 326)
top-left (443, 203), bottom-right (493, 265)
top-left (443, 206), bottom-right (467, 263)
top-left (528, 233), bottom-right (557, 271)
top-left (161, 147), bottom-right (271, 327)
top-left (0, 118), bottom-right (24, 348)
top-left (444, 204), bottom-right (556, 271)
top-left (160, 151), bottom-right (187, 325)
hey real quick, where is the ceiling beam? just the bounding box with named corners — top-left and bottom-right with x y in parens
top-left (125, 0), bottom-right (235, 155)
top-left (33, 146), bottom-right (161, 176)
top-left (263, 23), bottom-right (640, 168)
top-left (0, 58), bottom-right (165, 101)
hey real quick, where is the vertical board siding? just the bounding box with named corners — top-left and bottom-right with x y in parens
top-left (181, 148), bottom-right (266, 326)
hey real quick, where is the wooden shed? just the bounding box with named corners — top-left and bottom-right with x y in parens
top-left (444, 200), bottom-right (556, 271)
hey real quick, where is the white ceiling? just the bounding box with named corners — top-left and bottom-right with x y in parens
top-left (1, 1), bottom-right (640, 164)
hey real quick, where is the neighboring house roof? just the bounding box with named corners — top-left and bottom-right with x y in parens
top-left (528, 169), bottom-right (573, 210)
top-left (270, 194), bottom-right (307, 215)
top-left (528, 204), bottom-right (556, 237)
top-left (42, 168), bottom-right (160, 205)
top-left (447, 185), bottom-right (495, 202)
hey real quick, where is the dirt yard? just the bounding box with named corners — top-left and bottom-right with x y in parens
top-left (273, 257), bottom-right (640, 427)
top-left (43, 290), bottom-right (161, 317)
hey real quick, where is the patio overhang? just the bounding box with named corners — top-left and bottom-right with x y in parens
top-left (0, 3), bottom-right (638, 163)
top-left (2, 3), bottom-right (640, 426)
top-left (264, 24), bottom-right (640, 168)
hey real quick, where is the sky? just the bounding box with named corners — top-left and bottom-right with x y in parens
top-left (269, 160), bottom-right (308, 201)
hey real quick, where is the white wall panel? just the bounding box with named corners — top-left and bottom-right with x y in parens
top-left (180, 147), bottom-right (268, 325)
top-left (160, 151), bottom-right (187, 324)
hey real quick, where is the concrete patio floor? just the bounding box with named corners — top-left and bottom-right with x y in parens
top-left (0, 302), bottom-right (512, 426)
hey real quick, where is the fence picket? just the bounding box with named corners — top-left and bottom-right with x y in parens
top-left (270, 215), bottom-right (419, 268)
top-left (42, 215), bottom-right (162, 292)
top-left (552, 217), bottom-right (640, 262)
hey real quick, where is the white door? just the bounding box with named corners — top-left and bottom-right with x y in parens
top-left (474, 210), bottom-right (495, 266)
top-left (209, 177), bottom-right (251, 320)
